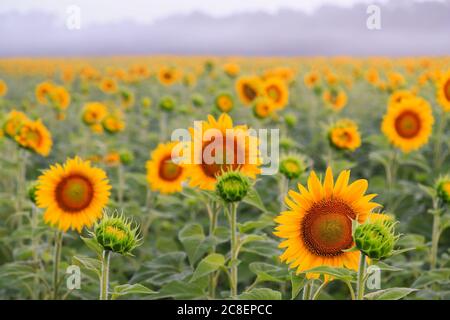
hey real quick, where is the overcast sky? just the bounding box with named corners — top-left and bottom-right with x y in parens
top-left (0, 0), bottom-right (444, 25)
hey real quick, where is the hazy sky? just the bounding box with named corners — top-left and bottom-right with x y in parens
top-left (0, 0), bottom-right (443, 25)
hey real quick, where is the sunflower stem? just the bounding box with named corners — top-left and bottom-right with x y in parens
top-left (302, 281), bottom-right (311, 300)
top-left (312, 281), bottom-right (329, 300)
top-left (207, 200), bottom-right (218, 299)
top-left (100, 250), bottom-right (111, 300)
top-left (229, 202), bottom-right (239, 298)
top-left (356, 252), bottom-right (367, 300)
top-left (117, 164), bottom-right (124, 206)
top-left (433, 111), bottom-right (447, 171)
top-left (430, 211), bottom-right (441, 270)
top-left (52, 230), bottom-right (63, 300)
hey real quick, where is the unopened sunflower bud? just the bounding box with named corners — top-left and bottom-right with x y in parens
top-left (191, 93), bottom-right (205, 107)
top-left (436, 176), bottom-right (450, 205)
top-left (354, 219), bottom-right (398, 260)
top-left (279, 155), bottom-right (306, 180)
top-left (94, 213), bottom-right (141, 256)
top-left (159, 96), bottom-right (176, 112)
top-left (216, 171), bottom-right (251, 203)
top-left (120, 150), bottom-right (134, 166)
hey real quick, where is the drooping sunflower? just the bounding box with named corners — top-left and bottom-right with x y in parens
top-left (223, 63), bottom-right (240, 78)
top-left (381, 96), bottom-right (434, 153)
top-left (235, 75), bottom-right (262, 106)
top-left (0, 79), bottom-right (8, 97)
top-left (36, 157), bottom-right (111, 232)
top-left (35, 81), bottom-right (54, 105)
top-left (15, 119), bottom-right (52, 156)
top-left (436, 71), bottom-right (450, 112)
top-left (185, 113), bottom-right (261, 190)
top-left (3, 110), bottom-right (28, 138)
top-left (323, 89), bottom-right (347, 111)
top-left (102, 112), bottom-right (125, 134)
top-left (253, 97), bottom-right (276, 119)
top-left (328, 119), bottom-right (362, 152)
top-left (262, 77), bottom-right (289, 110)
top-left (146, 142), bottom-right (187, 194)
top-left (50, 86), bottom-right (71, 110)
top-left (274, 167), bottom-right (381, 279)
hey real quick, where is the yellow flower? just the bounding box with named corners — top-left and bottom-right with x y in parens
top-left (253, 97), bottom-right (276, 119)
top-left (388, 90), bottom-right (415, 108)
top-left (274, 167), bottom-right (380, 279)
top-left (329, 119), bottom-right (362, 152)
top-left (235, 75), bottom-right (262, 106)
top-left (185, 113), bottom-right (261, 191)
top-left (223, 63), bottom-right (240, 77)
top-left (82, 102), bottom-right (108, 125)
top-left (158, 66), bottom-right (180, 86)
top-left (436, 70), bottom-right (450, 112)
top-left (304, 71), bottom-right (320, 88)
top-left (323, 89), bottom-right (347, 111)
top-left (146, 142), bottom-right (187, 194)
top-left (215, 92), bottom-right (234, 113)
top-left (35, 82), bottom-right (54, 105)
top-left (262, 77), bottom-right (289, 110)
top-left (102, 113), bottom-right (125, 134)
top-left (382, 96), bottom-right (434, 153)
top-left (0, 79), bottom-right (8, 97)
top-left (36, 157), bottom-right (111, 232)
top-left (50, 86), bottom-right (71, 110)
top-left (99, 78), bottom-right (118, 94)
top-left (3, 110), bottom-right (28, 138)
top-left (15, 119), bottom-right (52, 156)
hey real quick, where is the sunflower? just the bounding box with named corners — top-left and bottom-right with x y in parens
top-left (328, 119), bottom-right (361, 152)
top-left (3, 110), bottom-right (28, 138)
top-left (15, 119), bottom-right (52, 156)
top-left (82, 102), bottom-right (108, 125)
top-left (274, 167), bottom-right (381, 279)
top-left (50, 86), bottom-right (71, 110)
top-left (158, 67), bottom-right (180, 86)
top-left (102, 113), bottom-right (125, 134)
top-left (35, 82), bottom-right (54, 105)
top-left (99, 78), bottom-right (118, 94)
top-left (119, 89), bottom-right (135, 109)
top-left (36, 157), bottom-right (111, 232)
top-left (304, 71), bottom-right (320, 88)
top-left (253, 97), bottom-right (276, 119)
top-left (323, 89), bottom-right (347, 111)
top-left (215, 92), bottom-right (234, 113)
top-left (436, 71), bottom-right (450, 112)
top-left (381, 96), bottom-right (434, 153)
top-left (146, 142), bottom-right (187, 194)
top-left (0, 79), bottom-right (8, 97)
top-left (388, 90), bottom-right (415, 108)
top-left (223, 63), bottom-right (240, 78)
top-left (185, 113), bottom-right (261, 190)
top-left (235, 75), bottom-right (262, 106)
top-left (262, 77), bottom-right (289, 110)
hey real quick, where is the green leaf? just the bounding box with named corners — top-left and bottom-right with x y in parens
top-left (240, 239), bottom-right (281, 258)
top-left (374, 261), bottom-right (403, 272)
top-left (412, 269), bottom-right (450, 288)
top-left (190, 253), bottom-right (225, 282)
top-left (301, 266), bottom-right (356, 282)
top-left (178, 223), bottom-right (206, 265)
top-left (80, 236), bottom-right (103, 256)
top-left (111, 283), bottom-right (157, 300)
top-left (290, 273), bottom-right (306, 300)
top-left (365, 288), bottom-right (417, 300)
top-left (243, 188), bottom-right (267, 212)
top-left (155, 280), bottom-right (206, 299)
top-left (238, 288), bottom-right (282, 300)
top-left (72, 255), bottom-right (101, 278)
top-left (239, 234), bottom-right (267, 248)
top-left (238, 214), bottom-right (274, 233)
top-left (249, 262), bottom-right (288, 284)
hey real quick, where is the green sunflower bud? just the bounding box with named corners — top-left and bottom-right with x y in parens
top-left (354, 218), bottom-right (398, 260)
top-left (119, 150), bottom-right (134, 166)
top-left (28, 182), bottom-right (38, 204)
top-left (284, 113), bottom-right (297, 128)
top-left (94, 212), bottom-right (141, 256)
top-left (159, 96), bottom-right (176, 112)
top-left (279, 155), bottom-right (306, 180)
top-left (191, 93), bottom-right (205, 107)
top-left (216, 171), bottom-right (251, 203)
top-left (436, 175), bottom-right (450, 205)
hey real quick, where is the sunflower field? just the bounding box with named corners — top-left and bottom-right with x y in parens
top-left (0, 56), bottom-right (450, 301)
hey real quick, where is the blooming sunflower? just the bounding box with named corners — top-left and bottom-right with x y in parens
top-left (253, 97), bottom-right (276, 119)
top-left (235, 75), bottom-right (262, 106)
top-left (0, 79), bottom-right (8, 97)
top-left (158, 67), bottom-right (180, 86)
top-left (146, 142), bottom-right (187, 194)
top-left (35, 81), bottom-right (54, 105)
top-left (102, 113), bottom-right (125, 134)
top-left (323, 89), bottom-right (347, 111)
top-left (185, 113), bottom-right (261, 190)
top-left (36, 157), bottom-right (111, 232)
top-left (329, 119), bottom-right (361, 152)
top-left (274, 167), bottom-right (381, 279)
top-left (223, 63), bottom-right (240, 78)
top-left (99, 78), bottom-right (118, 94)
top-left (388, 90), bottom-right (415, 108)
top-left (262, 77), bottom-right (289, 110)
top-left (436, 71), bottom-right (450, 112)
top-left (15, 119), bottom-right (52, 156)
top-left (304, 71), bottom-right (320, 88)
top-left (3, 110), bottom-right (28, 138)
top-left (215, 92), bottom-right (234, 113)
top-left (50, 86), bottom-right (71, 110)
top-left (82, 102), bottom-right (108, 125)
top-left (381, 96), bottom-right (434, 153)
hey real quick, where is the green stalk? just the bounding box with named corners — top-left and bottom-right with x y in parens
top-left (117, 164), bottom-right (124, 206)
top-left (356, 253), bottom-right (367, 300)
top-left (312, 281), bottom-right (329, 300)
top-left (207, 201), bottom-right (218, 299)
top-left (52, 230), bottom-right (63, 300)
top-left (430, 212), bottom-right (441, 270)
top-left (302, 281), bottom-right (311, 300)
top-left (433, 112), bottom-right (448, 170)
top-left (100, 250), bottom-right (111, 300)
top-left (229, 202), bottom-right (239, 298)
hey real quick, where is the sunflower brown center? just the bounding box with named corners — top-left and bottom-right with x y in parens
top-left (159, 156), bottom-right (183, 181)
top-left (395, 110), bottom-right (421, 139)
top-left (55, 175), bottom-right (94, 212)
top-left (243, 84), bottom-right (257, 101)
top-left (201, 138), bottom-right (242, 178)
top-left (444, 79), bottom-right (450, 102)
top-left (302, 199), bottom-right (355, 257)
